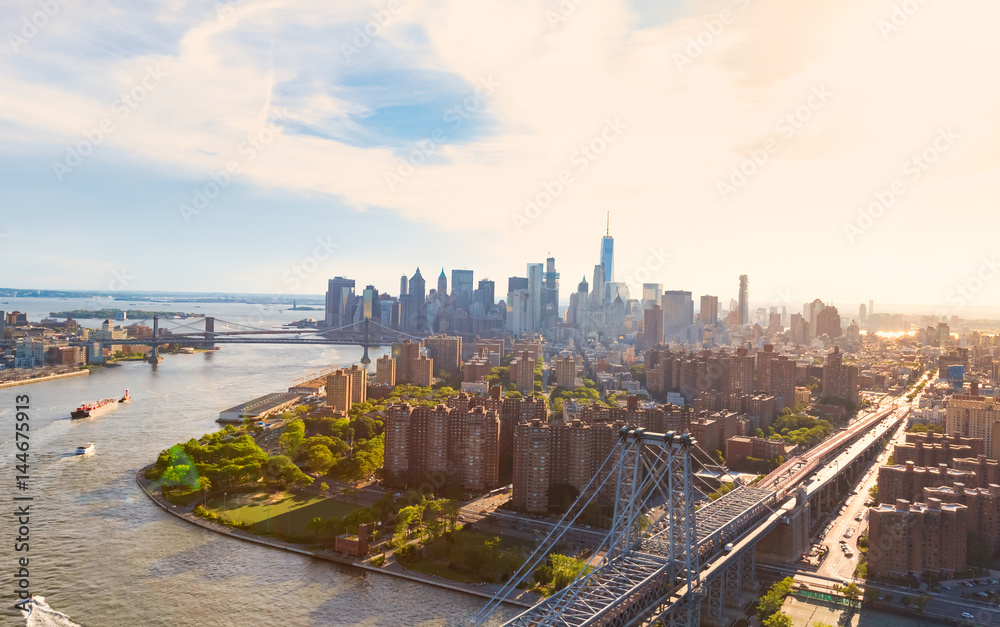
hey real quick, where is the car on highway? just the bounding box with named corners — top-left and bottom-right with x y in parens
top-left (962, 612), bottom-right (975, 619)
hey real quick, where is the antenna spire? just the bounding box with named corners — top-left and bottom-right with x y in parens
top-left (606, 211), bottom-right (609, 236)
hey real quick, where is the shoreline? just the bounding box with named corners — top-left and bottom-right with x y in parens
top-left (0, 369), bottom-right (90, 389)
top-left (134, 466), bottom-right (532, 610)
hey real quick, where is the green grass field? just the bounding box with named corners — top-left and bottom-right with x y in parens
top-left (205, 491), bottom-right (362, 536)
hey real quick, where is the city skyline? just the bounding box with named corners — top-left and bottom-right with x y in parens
top-left (1, 2), bottom-right (999, 308)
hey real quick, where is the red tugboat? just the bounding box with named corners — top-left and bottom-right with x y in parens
top-left (71, 390), bottom-right (129, 419)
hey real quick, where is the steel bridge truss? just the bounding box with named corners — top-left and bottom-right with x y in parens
top-left (489, 428), bottom-right (702, 627)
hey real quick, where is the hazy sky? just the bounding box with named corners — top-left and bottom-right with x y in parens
top-left (1, 0), bottom-right (998, 313)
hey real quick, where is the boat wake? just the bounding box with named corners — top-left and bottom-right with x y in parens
top-left (20, 596), bottom-right (81, 627)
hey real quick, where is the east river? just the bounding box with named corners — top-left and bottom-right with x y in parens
top-left (0, 298), bottom-right (502, 626)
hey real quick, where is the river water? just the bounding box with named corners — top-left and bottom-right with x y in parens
top-left (0, 297), bottom-right (503, 627)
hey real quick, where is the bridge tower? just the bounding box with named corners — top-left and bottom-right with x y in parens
top-left (480, 429), bottom-right (702, 627)
top-left (148, 316), bottom-right (161, 364)
top-left (360, 318), bottom-right (371, 365)
top-left (200, 316), bottom-right (215, 349)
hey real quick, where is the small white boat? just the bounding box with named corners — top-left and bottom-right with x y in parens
top-left (76, 443), bottom-right (96, 455)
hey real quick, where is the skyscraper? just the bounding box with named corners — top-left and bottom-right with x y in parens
top-left (399, 274), bottom-right (408, 297)
top-left (700, 295), bottom-right (719, 325)
top-left (409, 269), bottom-right (425, 303)
top-left (325, 277), bottom-right (356, 328)
top-left (451, 269), bottom-right (474, 310)
top-left (542, 257), bottom-right (560, 326)
top-left (476, 278), bottom-right (495, 309)
top-left (738, 275), bottom-right (749, 326)
top-left (437, 268), bottom-right (447, 296)
top-left (661, 291), bottom-right (694, 335)
top-left (527, 262), bottom-right (543, 332)
top-left (362, 285), bottom-right (379, 322)
top-left (600, 213), bottom-right (614, 282)
top-left (643, 283), bottom-right (662, 309)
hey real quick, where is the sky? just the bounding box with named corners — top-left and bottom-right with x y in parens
top-left (1, 0), bottom-right (999, 314)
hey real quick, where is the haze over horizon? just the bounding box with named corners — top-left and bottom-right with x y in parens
top-left (2, 0), bottom-right (999, 310)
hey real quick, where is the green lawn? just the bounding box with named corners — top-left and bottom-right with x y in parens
top-left (205, 491), bottom-right (362, 536)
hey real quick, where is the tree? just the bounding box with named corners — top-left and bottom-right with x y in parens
top-left (757, 577), bottom-right (794, 621)
top-left (279, 420), bottom-right (306, 456)
top-left (844, 582), bottom-right (861, 606)
top-left (763, 613), bottom-right (793, 627)
top-left (549, 554), bottom-right (588, 591)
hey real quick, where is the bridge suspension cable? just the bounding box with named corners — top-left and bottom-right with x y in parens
top-left (472, 443), bottom-right (624, 624)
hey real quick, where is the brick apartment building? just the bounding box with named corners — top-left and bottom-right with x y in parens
top-left (869, 498), bottom-right (967, 577)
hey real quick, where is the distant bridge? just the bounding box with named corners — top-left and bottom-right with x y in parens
top-left (2, 316), bottom-right (426, 365)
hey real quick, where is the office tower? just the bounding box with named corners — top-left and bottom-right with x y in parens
top-left (423, 334), bottom-right (463, 375)
top-left (641, 304), bottom-right (663, 350)
top-left (400, 275), bottom-right (408, 297)
top-left (805, 299), bottom-right (825, 339)
top-left (408, 268), bottom-right (426, 332)
top-left (700, 295), bottom-right (719, 325)
top-left (0, 311), bottom-right (6, 335)
top-left (476, 278), bottom-right (495, 309)
top-left (452, 269), bottom-right (474, 310)
top-left (600, 214), bottom-right (614, 282)
top-left (437, 268), bottom-right (447, 296)
top-left (506, 289), bottom-right (530, 336)
top-left (642, 283), bottom-right (663, 309)
top-left (738, 275), bottom-right (749, 326)
top-left (324, 277), bottom-right (356, 328)
top-left (781, 305), bottom-right (787, 327)
top-left (591, 264), bottom-right (605, 308)
top-left (661, 291), bottom-right (694, 335)
top-left (815, 305), bottom-right (842, 338)
top-left (513, 419), bottom-right (551, 513)
top-left (508, 276), bottom-right (528, 293)
top-left (527, 263), bottom-right (543, 332)
top-left (542, 257), bottom-right (560, 325)
top-left (869, 300), bottom-right (874, 316)
top-left (859, 303), bottom-right (867, 324)
top-left (409, 268), bottom-right (426, 304)
top-left (362, 286), bottom-right (379, 322)
top-left (326, 371), bottom-right (353, 413)
top-left (821, 346), bottom-right (859, 405)
top-left (555, 353), bottom-right (576, 389)
top-left (376, 355), bottom-right (396, 386)
top-left (869, 498), bottom-right (967, 577)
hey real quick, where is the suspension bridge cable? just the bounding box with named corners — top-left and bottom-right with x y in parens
top-left (473, 440), bottom-right (625, 624)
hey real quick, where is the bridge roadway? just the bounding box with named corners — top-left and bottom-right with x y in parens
top-left (0, 335), bottom-right (415, 349)
top-left (500, 404), bottom-right (909, 626)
